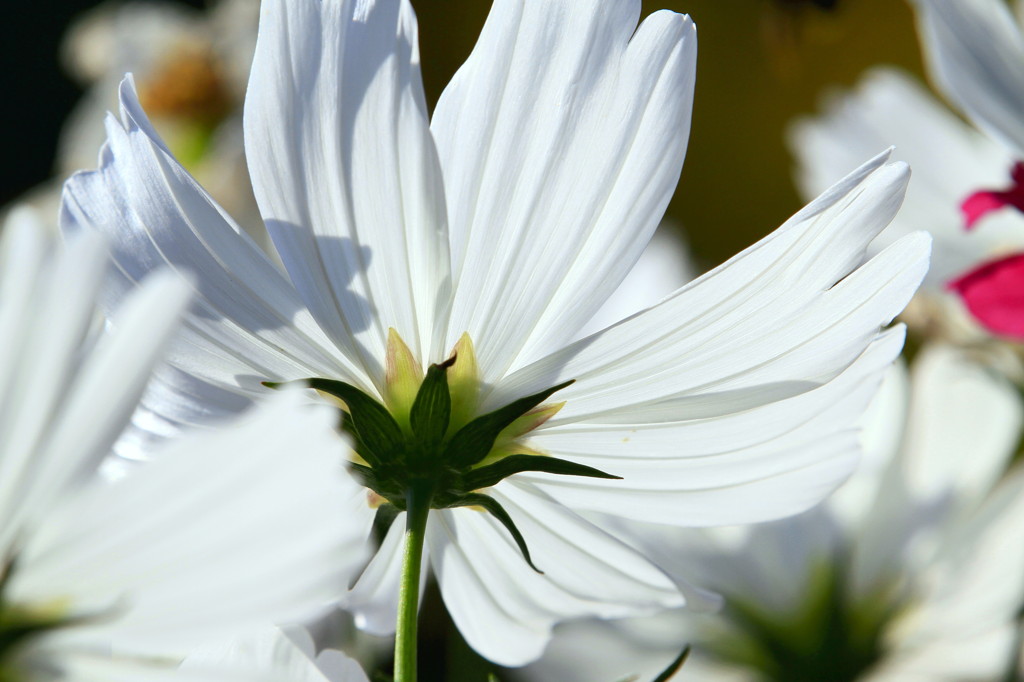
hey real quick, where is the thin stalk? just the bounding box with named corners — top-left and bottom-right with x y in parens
top-left (394, 481), bottom-right (432, 682)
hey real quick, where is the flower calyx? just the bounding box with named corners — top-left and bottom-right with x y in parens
top-left (0, 557), bottom-right (90, 671)
top-left (269, 347), bottom-right (619, 572)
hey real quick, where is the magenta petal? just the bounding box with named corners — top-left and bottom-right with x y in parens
top-left (949, 253), bottom-right (1024, 340)
top-left (959, 161), bottom-right (1024, 230)
top-left (961, 190), bottom-right (1010, 230)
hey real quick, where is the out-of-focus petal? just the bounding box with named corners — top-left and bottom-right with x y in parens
top-left (14, 391), bottom-right (369, 659)
top-left (914, 0), bottom-right (1024, 157)
top-left (948, 252), bottom-right (1024, 339)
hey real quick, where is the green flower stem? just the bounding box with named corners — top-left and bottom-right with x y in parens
top-left (394, 481), bottom-right (432, 682)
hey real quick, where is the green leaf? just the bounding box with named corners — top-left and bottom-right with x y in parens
top-left (463, 454), bottom-right (620, 491)
top-left (444, 380), bottom-right (574, 468)
top-left (652, 644), bottom-right (691, 682)
top-left (449, 493), bottom-right (543, 574)
top-left (410, 356), bottom-right (455, 447)
top-left (293, 378), bottom-right (403, 466)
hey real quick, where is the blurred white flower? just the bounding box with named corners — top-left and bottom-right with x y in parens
top-left (62, 0), bottom-right (929, 666)
top-left (55, 0), bottom-right (264, 246)
top-left (794, 0), bottom-right (1024, 357)
top-left (522, 344), bottom-right (1024, 681)
top-left (0, 209), bottom-right (369, 680)
top-left (906, 0), bottom-right (1024, 345)
top-left (790, 67), bottom-right (1024, 291)
top-left (177, 626), bottom-right (370, 682)
top-left (913, 0), bottom-right (1024, 163)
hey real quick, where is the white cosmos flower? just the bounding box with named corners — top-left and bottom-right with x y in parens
top-left (0, 209), bottom-right (370, 679)
top-left (522, 344), bottom-right (1024, 681)
top-left (61, 0), bottom-right (930, 666)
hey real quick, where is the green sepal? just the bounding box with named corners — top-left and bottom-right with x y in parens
top-left (448, 493), bottom-right (543, 574)
top-left (349, 462), bottom-right (379, 490)
top-left (371, 501), bottom-right (400, 545)
top-left (651, 644), bottom-right (691, 682)
top-left (463, 454), bottom-right (620, 491)
top-left (267, 379), bottom-right (402, 467)
top-left (410, 356), bottom-right (456, 448)
top-left (443, 380), bottom-right (574, 468)
top-left (350, 462), bottom-right (401, 501)
top-left (0, 555), bottom-right (104, 660)
top-left (0, 616), bottom-right (70, 660)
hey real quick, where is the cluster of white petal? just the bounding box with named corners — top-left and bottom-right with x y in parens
top-left (516, 0), bottom-right (1024, 676)
top-left (0, 209), bottom-right (369, 680)
top-left (57, 0), bottom-right (931, 668)
top-left (521, 345), bottom-right (1024, 681)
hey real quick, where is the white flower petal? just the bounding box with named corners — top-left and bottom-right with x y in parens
top-left (576, 228), bottom-right (696, 340)
top-left (432, 1), bottom-right (697, 379)
top-left (0, 220), bottom-right (192, 551)
top-left (490, 155), bottom-right (927, 423)
top-left (914, 0), bottom-right (1024, 157)
top-left (13, 391), bottom-right (369, 658)
top-left (866, 626), bottom-right (1016, 681)
top-left (789, 67), bottom-right (1024, 287)
top-left (515, 610), bottom-right (706, 682)
top-left (901, 344), bottom-right (1022, 509)
top-left (427, 481), bottom-right (682, 667)
top-left (60, 77), bottom-right (364, 403)
top-left (0, 221), bottom-right (106, 538)
top-left (19, 269), bottom-right (190, 523)
top-left (35, 655), bottom-right (186, 682)
top-left (830, 360), bottom-right (909, 526)
top-left (848, 345), bottom-right (1024, 602)
top-left (343, 510), bottom-right (428, 637)
top-left (180, 626), bottom-right (369, 682)
top-left (244, 0), bottom-right (450, 372)
top-left (111, 364), bottom-right (254, 462)
top-left (882, 467), bottom-right (1024, 678)
top-left (524, 329), bottom-right (905, 525)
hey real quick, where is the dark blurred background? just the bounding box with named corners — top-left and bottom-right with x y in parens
top-left (1, 0), bottom-right (925, 268)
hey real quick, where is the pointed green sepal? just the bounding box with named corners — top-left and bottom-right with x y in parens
top-left (349, 462), bottom-right (379, 491)
top-left (443, 380), bottom-right (574, 468)
top-left (652, 644), bottom-right (691, 682)
top-left (371, 501), bottom-right (400, 545)
top-left (410, 356), bottom-right (456, 447)
top-left (463, 454), bottom-right (620, 491)
top-left (449, 493), bottom-right (543, 574)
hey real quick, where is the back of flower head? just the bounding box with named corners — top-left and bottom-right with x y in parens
top-left (0, 207), bottom-right (371, 680)
top-left (56, 0), bottom-right (935, 677)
